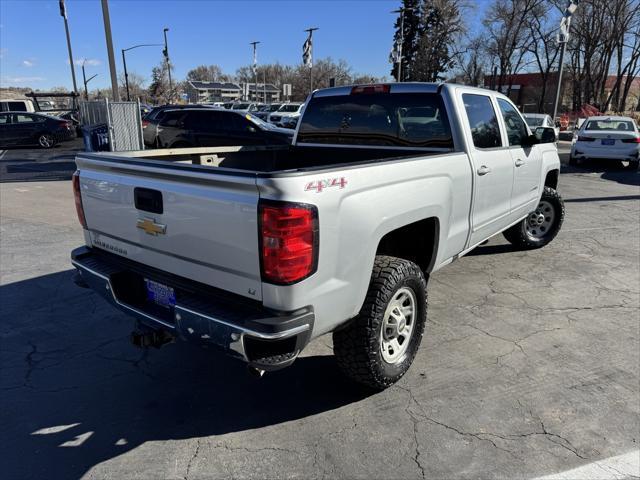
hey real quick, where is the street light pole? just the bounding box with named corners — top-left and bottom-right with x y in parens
top-left (122, 44), bottom-right (163, 101)
top-left (82, 61), bottom-right (98, 100)
top-left (163, 28), bottom-right (173, 101)
top-left (552, 0), bottom-right (579, 120)
top-left (250, 41), bottom-right (260, 102)
top-left (59, 1), bottom-right (78, 98)
top-left (391, 7), bottom-right (411, 82)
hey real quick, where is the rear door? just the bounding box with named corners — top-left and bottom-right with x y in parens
top-left (496, 98), bottom-right (542, 217)
top-left (11, 113), bottom-right (39, 145)
top-left (459, 92), bottom-right (515, 246)
top-left (76, 156), bottom-right (263, 300)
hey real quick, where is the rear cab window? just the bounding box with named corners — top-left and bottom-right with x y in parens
top-left (461, 94), bottom-right (502, 149)
top-left (297, 91), bottom-right (453, 148)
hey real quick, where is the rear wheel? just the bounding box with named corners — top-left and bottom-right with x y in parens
top-left (503, 187), bottom-right (565, 249)
top-left (38, 133), bottom-right (55, 149)
top-left (332, 256), bottom-right (427, 390)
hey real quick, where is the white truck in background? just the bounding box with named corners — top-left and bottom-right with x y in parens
top-left (71, 83), bottom-right (563, 390)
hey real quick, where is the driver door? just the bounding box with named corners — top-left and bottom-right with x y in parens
top-left (496, 99), bottom-right (542, 219)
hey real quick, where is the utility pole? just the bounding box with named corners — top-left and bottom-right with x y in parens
top-left (82, 61), bottom-right (98, 100)
top-left (122, 44), bottom-right (163, 101)
top-left (303, 27), bottom-right (318, 93)
top-left (553, 0), bottom-right (580, 120)
top-left (250, 41), bottom-right (260, 102)
top-left (59, 1), bottom-right (78, 98)
top-left (101, 0), bottom-right (120, 101)
top-left (391, 7), bottom-right (411, 82)
top-left (163, 28), bottom-right (173, 102)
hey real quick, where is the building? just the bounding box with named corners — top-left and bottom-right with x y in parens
top-left (241, 83), bottom-right (281, 103)
top-left (483, 72), bottom-right (640, 115)
top-left (185, 81), bottom-right (241, 104)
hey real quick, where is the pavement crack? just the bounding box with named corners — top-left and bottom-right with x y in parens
top-left (183, 438), bottom-right (201, 480)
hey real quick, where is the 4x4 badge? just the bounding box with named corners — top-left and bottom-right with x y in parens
top-left (305, 177), bottom-right (348, 193)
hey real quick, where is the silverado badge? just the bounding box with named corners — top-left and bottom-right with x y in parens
top-left (137, 218), bottom-right (166, 236)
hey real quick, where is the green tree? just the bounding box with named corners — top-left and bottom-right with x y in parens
top-left (389, 0), bottom-right (422, 81)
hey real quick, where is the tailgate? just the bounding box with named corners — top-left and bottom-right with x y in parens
top-left (75, 155), bottom-right (262, 300)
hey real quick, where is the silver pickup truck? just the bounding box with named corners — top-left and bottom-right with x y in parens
top-left (71, 83), bottom-right (564, 390)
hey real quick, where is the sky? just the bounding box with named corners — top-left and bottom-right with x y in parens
top-left (0, 0), bottom-right (488, 91)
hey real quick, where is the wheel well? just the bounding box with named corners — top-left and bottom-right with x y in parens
top-left (545, 169), bottom-right (559, 189)
top-left (376, 217), bottom-right (439, 273)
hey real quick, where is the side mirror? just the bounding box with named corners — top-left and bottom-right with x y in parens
top-left (535, 126), bottom-right (557, 144)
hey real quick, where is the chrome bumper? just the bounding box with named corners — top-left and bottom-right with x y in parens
top-left (71, 246), bottom-right (313, 370)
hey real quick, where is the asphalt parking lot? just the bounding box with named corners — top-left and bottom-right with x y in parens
top-left (0, 146), bottom-right (638, 479)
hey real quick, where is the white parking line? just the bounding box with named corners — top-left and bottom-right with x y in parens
top-left (532, 450), bottom-right (640, 480)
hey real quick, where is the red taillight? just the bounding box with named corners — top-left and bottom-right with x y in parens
top-left (59, 121), bottom-right (72, 129)
top-left (351, 84), bottom-right (390, 95)
top-left (259, 200), bottom-right (318, 285)
top-left (72, 171), bottom-right (87, 229)
top-left (577, 136), bottom-right (595, 142)
top-left (142, 120), bottom-right (150, 129)
top-left (621, 137), bottom-right (640, 143)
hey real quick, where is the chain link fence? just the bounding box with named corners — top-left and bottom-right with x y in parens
top-left (79, 99), bottom-right (143, 152)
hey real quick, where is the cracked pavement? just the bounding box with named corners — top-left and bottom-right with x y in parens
top-left (1, 153), bottom-right (638, 479)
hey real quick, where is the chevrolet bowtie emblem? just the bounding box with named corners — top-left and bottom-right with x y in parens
top-left (136, 218), bottom-right (166, 236)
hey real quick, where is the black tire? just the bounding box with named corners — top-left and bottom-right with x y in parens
top-left (503, 186), bottom-right (565, 249)
top-left (627, 160), bottom-right (639, 171)
top-left (37, 133), bottom-right (56, 149)
top-left (332, 255), bottom-right (427, 390)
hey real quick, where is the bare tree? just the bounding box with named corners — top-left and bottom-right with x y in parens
top-left (524, 3), bottom-right (561, 112)
top-left (483, 0), bottom-right (546, 92)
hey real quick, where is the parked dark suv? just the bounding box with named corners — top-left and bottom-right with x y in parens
top-left (142, 104), bottom-right (212, 147)
top-left (0, 112), bottom-right (75, 148)
top-left (153, 108), bottom-right (293, 149)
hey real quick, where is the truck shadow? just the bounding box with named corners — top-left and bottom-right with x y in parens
top-left (0, 270), bottom-right (369, 480)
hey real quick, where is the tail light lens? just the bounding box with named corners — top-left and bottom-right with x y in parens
top-left (621, 137), bottom-right (640, 143)
top-left (259, 200), bottom-right (318, 285)
top-left (72, 171), bottom-right (87, 229)
top-left (142, 120), bottom-right (150, 129)
top-left (577, 136), bottom-right (595, 142)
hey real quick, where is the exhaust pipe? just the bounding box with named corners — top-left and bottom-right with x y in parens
top-left (247, 365), bottom-right (266, 378)
top-left (131, 329), bottom-right (173, 349)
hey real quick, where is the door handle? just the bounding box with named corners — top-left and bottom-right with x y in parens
top-left (477, 165), bottom-right (491, 176)
top-left (515, 159), bottom-right (525, 167)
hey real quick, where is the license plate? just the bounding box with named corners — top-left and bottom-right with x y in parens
top-left (601, 139), bottom-right (615, 145)
top-left (144, 279), bottom-right (175, 308)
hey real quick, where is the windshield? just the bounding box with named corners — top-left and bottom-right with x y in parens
top-left (524, 117), bottom-right (544, 127)
top-left (584, 119), bottom-right (635, 131)
top-left (232, 103), bottom-right (250, 110)
top-left (278, 104), bottom-right (301, 112)
top-left (268, 104), bottom-right (282, 111)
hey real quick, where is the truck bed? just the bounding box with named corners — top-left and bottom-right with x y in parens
top-left (91, 144), bottom-right (448, 175)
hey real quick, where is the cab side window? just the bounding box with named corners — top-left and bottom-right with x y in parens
top-left (0, 114), bottom-right (10, 124)
top-left (497, 99), bottom-right (529, 147)
top-left (462, 94), bottom-right (502, 149)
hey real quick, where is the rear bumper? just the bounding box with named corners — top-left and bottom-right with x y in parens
top-left (71, 246), bottom-right (314, 370)
top-left (572, 145), bottom-right (640, 161)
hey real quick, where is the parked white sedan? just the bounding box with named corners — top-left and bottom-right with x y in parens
top-left (570, 116), bottom-right (640, 169)
top-left (522, 113), bottom-right (559, 140)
